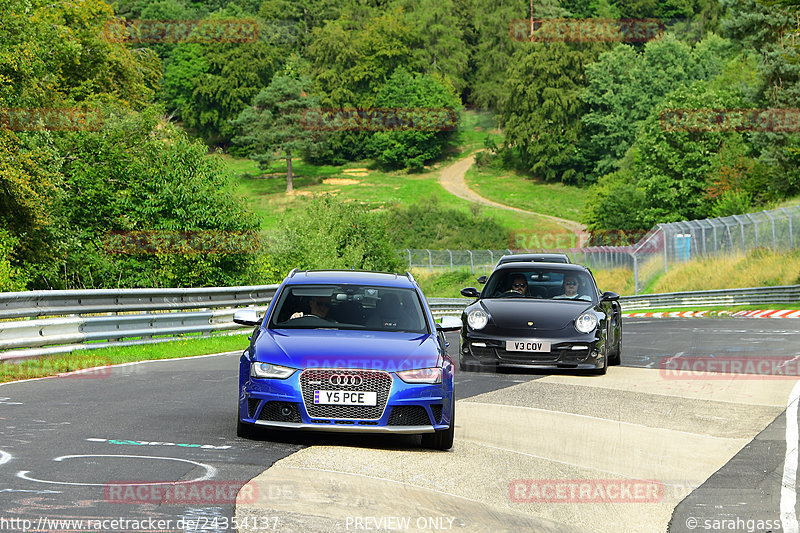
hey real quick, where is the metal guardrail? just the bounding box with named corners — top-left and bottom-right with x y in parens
top-left (427, 298), bottom-right (472, 317)
top-left (617, 285), bottom-right (800, 310)
top-left (0, 285), bottom-right (279, 362)
top-left (427, 286), bottom-right (800, 313)
top-left (0, 286), bottom-right (278, 320)
top-left (2, 285), bottom-right (797, 362)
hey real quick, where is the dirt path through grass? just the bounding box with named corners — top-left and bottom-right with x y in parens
top-left (438, 154), bottom-right (588, 236)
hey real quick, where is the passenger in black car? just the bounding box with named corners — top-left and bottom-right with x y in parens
top-left (554, 275), bottom-right (581, 299)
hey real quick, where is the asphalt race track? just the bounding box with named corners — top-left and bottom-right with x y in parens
top-left (1, 318), bottom-right (799, 533)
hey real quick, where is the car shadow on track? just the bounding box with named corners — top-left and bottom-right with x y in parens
top-left (461, 367), bottom-right (611, 377)
top-left (236, 428), bottom-right (431, 451)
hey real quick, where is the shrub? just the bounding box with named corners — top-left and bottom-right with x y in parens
top-left (382, 196), bottom-right (507, 249)
top-left (0, 229), bottom-right (27, 292)
top-left (264, 196), bottom-right (404, 276)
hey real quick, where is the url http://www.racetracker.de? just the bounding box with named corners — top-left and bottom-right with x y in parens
top-left (0, 516), bottom-right (281, 531)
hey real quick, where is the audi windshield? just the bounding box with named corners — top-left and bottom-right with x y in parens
top-left (268, 284), bottom-right (429, 334)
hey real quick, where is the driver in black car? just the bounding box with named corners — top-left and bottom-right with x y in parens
top-left (509, 274), bottom-right (528, 296)
top-left (291, 296), bottom-right (332, 319)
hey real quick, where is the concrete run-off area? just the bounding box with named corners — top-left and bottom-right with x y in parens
top-left (236, 366), bottom-right (794, 532)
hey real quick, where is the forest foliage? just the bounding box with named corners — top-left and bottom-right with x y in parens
top-left (1, 0), bottom-right (799, 289)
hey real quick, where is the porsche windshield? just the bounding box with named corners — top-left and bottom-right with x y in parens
top-left (484, 270), bottom-right (597, 302)
top-left (269, 284), bottom-right (429, 333)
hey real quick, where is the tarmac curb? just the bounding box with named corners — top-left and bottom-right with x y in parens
top-left (622, 309), bottom-right (800, 318)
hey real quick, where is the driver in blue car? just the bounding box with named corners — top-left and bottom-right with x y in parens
top-left (291, 296), bottom-right (332, 319)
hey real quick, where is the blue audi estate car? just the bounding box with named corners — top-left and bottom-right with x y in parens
top-left (233, 270), bottom-right (459, 450)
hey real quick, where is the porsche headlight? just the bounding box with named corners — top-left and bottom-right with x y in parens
top-left (250, 363), bottom-right (296, 379)
top-left (575, 313), bottom-right (598, 334)
top-left (467, 309), bottom-right (489, 330)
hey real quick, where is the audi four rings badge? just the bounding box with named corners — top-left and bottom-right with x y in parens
top-left (330, 374), bottom-right (363, 386)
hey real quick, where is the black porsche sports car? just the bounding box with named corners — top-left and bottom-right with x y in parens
top-left (458, 263), bottom-right (622, 374)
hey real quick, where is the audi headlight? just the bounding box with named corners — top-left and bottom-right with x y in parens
top-left (396, 367), bottom-right (442, 384)
top-left (250, 363), bottom-right (296, 379)
top-left (467, 309), bottom-right (489, 330)
top-left (575, 313), bottom-right (598, 334)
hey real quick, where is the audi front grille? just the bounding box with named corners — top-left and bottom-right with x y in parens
top-left (299, 369), bottom-right (392, 420)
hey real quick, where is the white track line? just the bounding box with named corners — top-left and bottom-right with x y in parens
top-left (0, 450), bottom-right (12, 467)
top-left (781, 380), bottom-right (800, 533)
top-left (16, 454), bottom-right (217, 487)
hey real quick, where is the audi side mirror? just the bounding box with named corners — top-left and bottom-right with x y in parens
top-left (436, 315), bottom-right (462, 332)
top-left (233, 309), bottom-right (261, 327)
top-left (477, 275), bottom-right (487, 284)
top-left (601, 291), bottom-right (620, 302)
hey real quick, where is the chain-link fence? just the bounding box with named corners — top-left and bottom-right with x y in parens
top-left (636, 205), bottom-right (800, 291)
top-left (401, 248), bottom-right (638, 274)
top-left (402, 249), bottom-right (514, 274)
top-left (399, 205), bottom-right (800, 293)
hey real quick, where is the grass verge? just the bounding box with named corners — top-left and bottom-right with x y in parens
top-left (223, 112), bottom-right (567, 243)
top-left (415, 270), bottom-right (478, 298)
top-left (228, 157), bottom-right (568, 239)
top-left (0, 334), bottom-right (248, 383)
top-left (464, 164), bottom-right (589, 223)
top-left (650, 248), bottom-right (800, 293)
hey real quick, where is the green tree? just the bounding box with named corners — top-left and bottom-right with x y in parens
top-left (182, 40), bottom-right (281, 145)
top-left (303, 5), bottom-right (418, 163)
top-left (0, 0), bottom-right (158, 108)
top-left (581, 168), bottom-right (650, 233)
top-left (257, 0), bottom-right (342, 52)
top-left (469, 0), bottom-right (528, 109)
top-left (306, 5), bottom-right (416, 107)
top-left (500, 41), bottom-right (597, 183)
top-left (399, 0), bottom-right (470, 94)
top-left (584, 58), bottom-right (761, 231)
top-left (581, 34), bottom-right (731, 179)
top-left (232, 71), bottom-right (320, 192)
top-left (0, 229), bottom-right (27, 292)
top-left (160, 44), bottom-right (209, 123)
top-left (368, 68), bottom-right (462, 171)
top-left (49, 107), bottom-right (260, 289)
top-left (722, 0), bottom-right (800, 200)
top-left (0, 0), bottom-right (160, 287)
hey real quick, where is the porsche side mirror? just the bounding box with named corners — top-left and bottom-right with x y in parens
top-left (233, 309), bottom-right (261, 327)
top-left (477, 275), bottom-right (487, 284)
top-left (601, 291), bottom-right (620, 302)
top-left (461, 287), bottom-right (480, 298)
